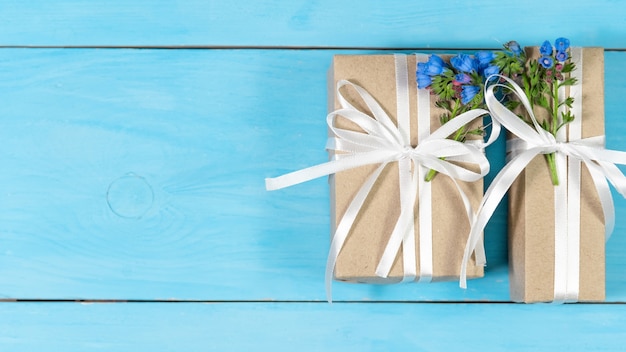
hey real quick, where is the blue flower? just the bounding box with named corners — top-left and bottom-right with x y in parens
top-left (417, 55), bottom-right (445, 76)
top-left (540, 40), bottom-right (553, 56)
top-left (461, 85), bottom-right (480, 105)
top-left (451, 54), bottom-right (478, 73)
top-left (454, 73), bottom-right (472, 84)
top-left (555, 50), bottom-right (568, 62)
top-left (482, 65), bottom-right (500, 77)
top-left (428, 54), bottom-right (445, 67)
top-left (539, 55), bottom-right (554, 69)
top-left (555, 37), bottom-right (570, 51)
top-left (505, 41), bottom-right (522, 56)
top-left (475, 51), bottom-right (495, 68)
top-left (417, 73), bottom-right (432, 89)
top-left (425, 62), bottom-right (444, 75)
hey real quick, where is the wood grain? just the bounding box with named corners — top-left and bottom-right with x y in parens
top-left (0, 49), bottom-right (624, 302)
top-left (3, 2), bottom-right (626, 350)
top-left (0, 1), bottom-right (625, 48)
top-left (0, 302), bottom-right (625, 351)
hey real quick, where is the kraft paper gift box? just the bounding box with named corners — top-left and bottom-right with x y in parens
top-left (328, 54), bottom-right (484, 283)
top-left (508, 47), bottom-right (605, 302)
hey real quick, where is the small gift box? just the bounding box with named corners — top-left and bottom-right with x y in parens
top-left (328, 54), bottom-right (485, 283)
top-left (508, 47), bottom-right (606, 302)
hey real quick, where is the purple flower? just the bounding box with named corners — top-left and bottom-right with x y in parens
top-left (454, 73), bottom-right (472, 84)
top-left (539, 55), bottom-right (554, 69)
top-left (475, 51), bottom-right (495, 68)
top-left (461, 85), bottom-right (480, 105)
top-left (555, 37), bottom-right (570, 51)
top-left (417, 73), bottom-right (432, 89)
top-left (540, 40), bottom-right (553, 56)
top-left (505, 41), bottom-right (522, 56)
top-left (482, 65), bottom-right (500, 77)
top-left (451, 54), bottom-right (478, 73)
top-left (555, 50), bottom-right (568, 62)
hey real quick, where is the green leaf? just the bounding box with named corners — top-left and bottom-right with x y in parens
top-left (435, 100), bottom-right (450, 111)
top-left (440, 113), bottom-right (451, 125)
top-left (466, 128), bottom-right (485, 136)
top-left (559, 77), bottom-right (578, 87)
top-left (531, 75), bottom-right (539, 86)
top-left (505, 100), bottom-right (521, 111)
top-left (559, 96), bottom-right (575, 108)
top-left (561, 62), bottom-right (576, 73)
top-left (562, 111), bottom-right (575, 123)
top-left (523, 74), bottom-right (531, 90)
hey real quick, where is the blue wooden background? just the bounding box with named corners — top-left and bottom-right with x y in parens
top-left (1, 1), bottom-right (626, 350)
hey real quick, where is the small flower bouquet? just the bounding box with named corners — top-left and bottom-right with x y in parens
top-left (416, 43), bottom-right (524, 180)
top-left (516, 38), bottom-right (577, 185)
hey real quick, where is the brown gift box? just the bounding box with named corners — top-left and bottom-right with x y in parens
top-left (328, 54), bottom-right (484, 283)
top-left (509, 47), bottom-right (605, 302)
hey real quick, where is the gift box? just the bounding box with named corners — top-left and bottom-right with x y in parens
top-left (328, 54), bottom-right (485, 283)
top-left (508, 47), bottom-right (605, 302)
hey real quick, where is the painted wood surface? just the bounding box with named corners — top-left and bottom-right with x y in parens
top-left (0, 49), bottom-right (626, 302)
top-left (0, 302), bottom-right (625, 351)
top-left (0, 0), bottom-right (625, 48)
top-left (2, 1), bottom-right (626, 349)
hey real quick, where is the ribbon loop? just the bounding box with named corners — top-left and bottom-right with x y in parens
top-left (266, 54), bottom-right (492, 302)
top-left (462, 70), bottom-right (626, 303)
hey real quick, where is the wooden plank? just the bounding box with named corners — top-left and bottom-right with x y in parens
top-left (0, 302), bottom-right (625, 351)
top-left (0, 49), bottom-right (625, 302)
top-left (1, 1), bottom-right (625, 48)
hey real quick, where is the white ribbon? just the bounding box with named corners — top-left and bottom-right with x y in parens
top-left (553, 47), bottom-right (583, 302)
top-left (416, 54), bottom-right (433, 283)
top-left (460, 72), bottom-right (626, 300)
top-left (265, 54), bottom-right (494, 302)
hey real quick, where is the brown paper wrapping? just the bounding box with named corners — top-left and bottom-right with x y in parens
top-left (509, 47), bottom-right (605, 302)
top-left (328, 54), bottom-right (484, 283)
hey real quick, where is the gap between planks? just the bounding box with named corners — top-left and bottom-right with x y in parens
top-left (0, 299), bottom-right (624, 305)
top-left (0, 46), bottom-right (626, 51)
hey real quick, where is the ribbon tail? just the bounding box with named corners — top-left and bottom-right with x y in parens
top-left (401, 159), bottom-right (418, 283)
top-left (419, 154), bottom-right (483, 275)
top-left (375, 158), bottom-right (416, 279)
top-left (474, 232), bottom-right (486, 266)
top-left (326, 163), bottom-right (388, 303)
top-left (417, 164), bottom-right (433, 283)
top-left (460, 148), bottom-right (543, 288)
top-left (446, 165), bottom-right (486, 268)
top-left (585, 160), bottom-right (616, 241)
top-left (596, 158), bottom-right (626, 199)
top-left (266, 150), bottom-right (392, 191)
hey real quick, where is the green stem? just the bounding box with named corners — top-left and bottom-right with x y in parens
top-left (545, 152), bottom-right (560, 186)
top-left (546, 72), bottom-right (560, 186)
top-left (425, 167), bottom-right (438, 182)
top-left (551, 78), bottom-right (559, 137)
top-left (424, 124), bottom-right (466, 182)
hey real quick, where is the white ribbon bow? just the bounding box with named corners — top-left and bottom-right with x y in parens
top-left (461, 74), bottom-right (626, 297)
top-left (266, 54), bottom-right (495, 301)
